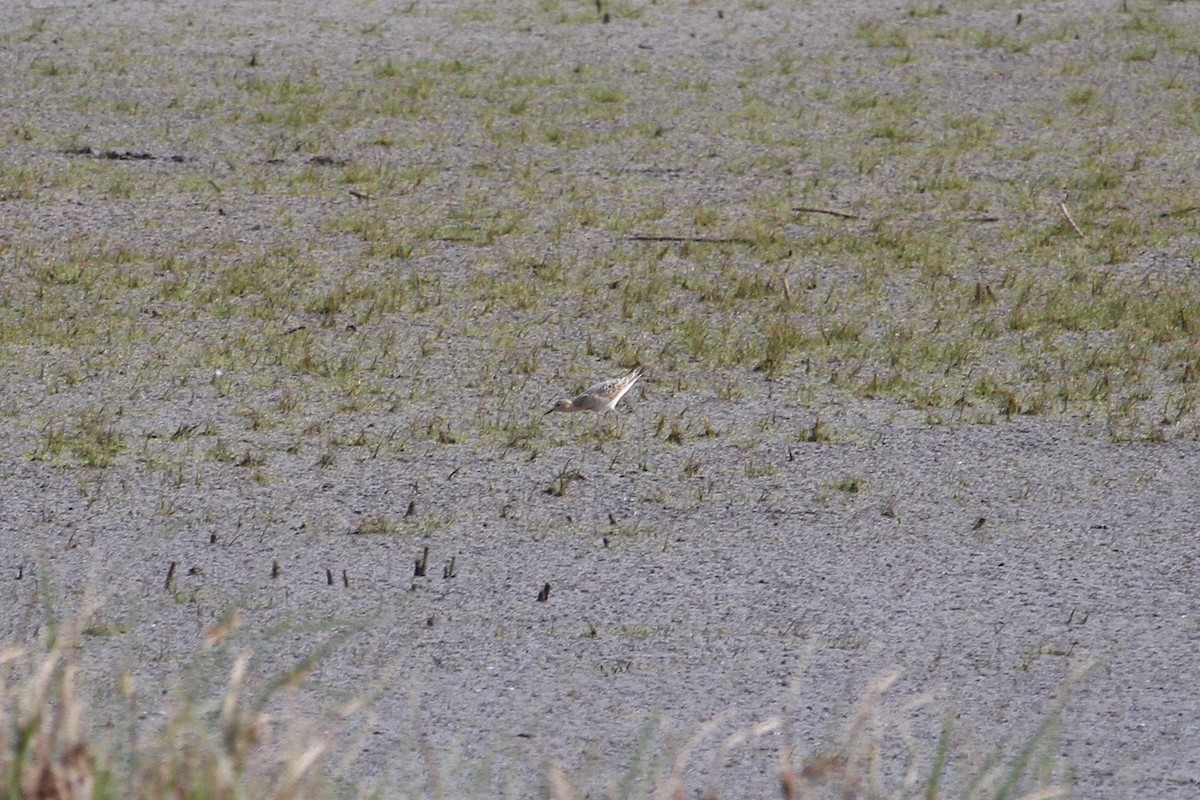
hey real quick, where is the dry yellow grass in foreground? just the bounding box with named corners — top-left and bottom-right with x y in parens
top-left (1, 609), bottom-right (330, 800)
top-left (3, 609), bottom-right (1079, 800)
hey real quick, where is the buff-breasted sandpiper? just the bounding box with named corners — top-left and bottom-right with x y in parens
top-left (544, 366), bottom-right (643, 416)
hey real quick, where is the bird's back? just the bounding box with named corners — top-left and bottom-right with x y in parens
top-left (579, 366), bottom-right (642, 411)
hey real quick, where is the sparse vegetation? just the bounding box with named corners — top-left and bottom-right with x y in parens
top-left (1, 0), bottom-right (1194, 796)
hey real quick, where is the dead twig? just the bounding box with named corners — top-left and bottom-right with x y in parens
top-left (626, 234), bottom-right (754, 244)
top-left (1059, 202), bottom-right (1084, 237)
top-left (791, 206), bottom-right (861, 220)
top-left (1159, 205), bottom-right (1200, 219)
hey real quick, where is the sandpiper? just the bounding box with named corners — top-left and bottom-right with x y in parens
top-left (544, 366), bottom-right (643, 416)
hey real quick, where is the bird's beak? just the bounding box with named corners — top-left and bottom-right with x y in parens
top-left (543, 408), bottom-right (554, 416)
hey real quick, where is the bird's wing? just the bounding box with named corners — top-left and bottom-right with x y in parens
top-left (607, 367), bottom-right (643, 403)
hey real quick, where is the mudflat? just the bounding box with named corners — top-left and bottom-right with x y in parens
top-left (2, 1), bottom-right (1198, 797)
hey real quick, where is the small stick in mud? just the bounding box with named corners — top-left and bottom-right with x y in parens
top-left (791, 205), bottom-right (861, 220)
top-left (626, 234), bottom-right (755, 244)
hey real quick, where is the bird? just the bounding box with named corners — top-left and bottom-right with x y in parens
top-left (544, 366), bottom-right (643, 416)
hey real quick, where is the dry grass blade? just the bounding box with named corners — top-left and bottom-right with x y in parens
top-left (280, 742), bottom-right (328, 791)
top-left (1, 615), bottom-right (98, 800)
top-left (547, 760), bottom-right (580, 800)
top-left (1058, 201), bottom-right (1084, 237)
top-left (652, 712), bottom-right (729, 800)
top-left (22, 662), bottom-right (94, 800)
top-left (1015, 788), bottom-right (1069, 800)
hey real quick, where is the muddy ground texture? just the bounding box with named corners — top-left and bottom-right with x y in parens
top-left (2, 1), bottom-right (1199, 798)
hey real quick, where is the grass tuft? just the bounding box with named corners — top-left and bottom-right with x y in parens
top-left (1, 609), bottom-right (336, 800)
